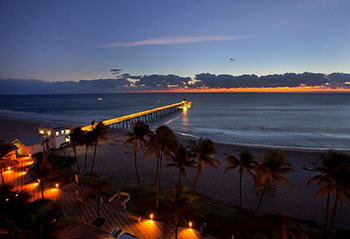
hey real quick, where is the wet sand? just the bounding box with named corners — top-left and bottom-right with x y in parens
top-left (1, 116), bottom-right (349, 229)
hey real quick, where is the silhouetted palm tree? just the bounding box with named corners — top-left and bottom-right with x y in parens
top-left (255, 150), bottom-right (293, 212)
top-left (188, 138), bottom-right (221, 191)
top-left (166, 145), bottom-right (196, 185)
top-left (84, 130), bottom-right (94, 173)
top-left (90, 122), bottom-right (109, 174)
top-left (0, 143), bottom-right (14, 184)
top-left (123, 121), bottom-right (151, 187)
top-left (30, 152), bottom-right (58, 199)
top-left (163, 185), bottom-right (198, 239)
top-left (145, 125), bottom-right (177, 208)
top-left (69, 127), bottom-right (85, 174)
top-left (225, 151), bottom-right (256, 209)
top-left (307, 151), bottom-right (350, 234)
top-left (87, 175), bottom-right (112, 224)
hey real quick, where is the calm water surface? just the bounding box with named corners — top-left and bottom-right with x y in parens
top-left (0, 93), bottom-right (349, 149)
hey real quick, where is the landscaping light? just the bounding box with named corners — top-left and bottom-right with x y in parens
top-left (37, 179), bottom-right (41, 184)
top-left (189, 221), bottom-right (193, 228)
top-left (5, 198), bottom-right (9, 201)
top-left (7, 167), bottom-right (11, 171)
top-left (55, 183), bottom-right (59, 189)
top-left (150, 213), bottom-right (154, 220)
top-left (29, 154), bottom-right (32, 157)
top-left (15, 194), bottom-right (18, 197)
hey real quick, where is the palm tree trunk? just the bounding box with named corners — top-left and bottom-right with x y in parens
top-left (134, 140), bottom-right (140, 187)
top-left (84, 145), bottom-right (88, 172)
top-left (41, 181), bottom-right (45, 199)
top-left (153, 152), bottom-right (160, 191)
top-left (239, 171), bottom-right (243, 210)
top-left (192, 164), bottom-right (201, 191)
top-left (178, 169), bottom-right (181, 186)
top-left (156, 153), bottom-right (163, 209)
top-left (323, 192), bottom-right (330, 232)
top-left (0, 171), bottom-right (4, 184)
top-left (97, 199), bottom-right (100, 220)
top-left (328, 192), bottom-right (338, 233)
top-left (73, 144), bottom-right (80, 174)
top-left (256, 181), bottom-right (268, 211)
top-left (175, 224), bottom-right (178, 239)
top-left (90, 140), bottom-right (98, 174)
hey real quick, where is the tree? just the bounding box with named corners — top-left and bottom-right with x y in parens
top-left (307, 151), bottom-right (350, 234)
top-left (87, 175), bottom-right (112, 225)
top-left (123, 121), bottom-right (151, 187)
top-left (90, 122), bottom-right (109, 174)
top-left (145, 125), bottom-right (178, 209)
top-left (254, 150), bottom-right (293, 212)
top-left (0, 184), bottom-right (68, 238)
top-left (84, 130), bottom-right (94, 172)
top-left (30, 152), bottom-right (59, 200)
top-left (188, 138), bottom-right (221, 191)
top-left (166, 145), bottom-right (196, 186)
top-left (163, 185), bottom-right (198, 239)
top-left (225, 151), bottom-right (256, 209)
top-left (0, 143), bottom-right (16, 184)
top-left (68, 127), bottom-right (85, 174)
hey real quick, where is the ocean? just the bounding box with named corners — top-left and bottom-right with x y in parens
top-left (0, 93), bottom-right (349, 149)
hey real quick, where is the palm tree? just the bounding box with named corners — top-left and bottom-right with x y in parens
top-left (188, 138), bottom-right (222, 191)
top-left (69, 127), bottom-right (85, 174)
top-left (0, 143), bottom-right (14, 184)
top-left (30, 152), bottom-right (58, 199)
top-left (123, 121), bottom-right (151, 187)
top-left (87, 175), bottom-right (112, 225)
top-left (225, 151), bottom-right (256, 209)
top-left (84, 130), bottom-right (94, 173)
top-left (163, 185), bottom-right (198, 239)
top-left (166, 145), bottom-right (196, 186)
top-left (90, 122), bottom-right (109, 174)
top-left (145, 125), bottom-right (178, 209)
top-left (307, 151), bottom-right (350, 234)
top-left (254, 150), bottom-right (293, 212)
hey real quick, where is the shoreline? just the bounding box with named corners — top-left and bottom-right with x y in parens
top-left (1, 115), bottom-right (350, 229)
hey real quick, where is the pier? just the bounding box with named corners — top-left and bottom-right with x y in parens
top-left (82, 100), bottom-right (192, 131)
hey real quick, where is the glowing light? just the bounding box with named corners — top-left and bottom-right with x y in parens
top-left (7, 167), bottom-right (11, 171)
top-left (5, 198), bottom-right (9, 201)
top-left (189, 221), bottom-right (193, 228)
top-left (150, 213), bottom-right (154, 220)
top-left (29, 154), bottom-right (32, 157)
top-left (81, 100), bottom-right (192, 131)
top-left (37, 179), bottom-right (41, 184)
top-left (15, 194), bottom-right (18, 197)
top-left (55, 183), bottom-right (59, 189)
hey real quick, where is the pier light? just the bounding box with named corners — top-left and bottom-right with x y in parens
top-left (150, 213), bottom-right (154, 220)
top-left (189, 221), bottom-right (193, 228)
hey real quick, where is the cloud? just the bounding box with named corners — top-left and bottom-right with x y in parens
top-left (99, 35), bottom-right (246, 48)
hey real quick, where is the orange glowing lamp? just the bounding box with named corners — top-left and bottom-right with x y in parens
top-left (7, 167), bottom-right (11, 171)
top-left (150, 213), bottom-right (154, 220)
top-left (55, 183), bottom-right (59, 189)
top-left (189, 221), bottom-right (193, 228)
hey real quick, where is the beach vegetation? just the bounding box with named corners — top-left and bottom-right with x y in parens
top-left (225, 151), bottom-right (256, 210)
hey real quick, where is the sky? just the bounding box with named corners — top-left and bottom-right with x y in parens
top-left (0, 0), bottom-right (349, 82)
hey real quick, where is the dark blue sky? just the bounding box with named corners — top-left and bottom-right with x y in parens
top-left (0, 0), bottom-right (349, 81)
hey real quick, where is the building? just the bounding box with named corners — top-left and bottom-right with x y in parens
top-left (12, 135), bottom-right (45, 156)
top-left (38, 124), bottom-right (74, 149)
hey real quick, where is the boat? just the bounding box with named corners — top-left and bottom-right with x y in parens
top-left (97, 97), bottom-right (103, 101)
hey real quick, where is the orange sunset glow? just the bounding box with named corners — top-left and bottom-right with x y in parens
top-left (137, 86), bottom-right (350, 93)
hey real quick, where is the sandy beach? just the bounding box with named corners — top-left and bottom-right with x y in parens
top-left (1, 116), bottom-right (349, 229)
